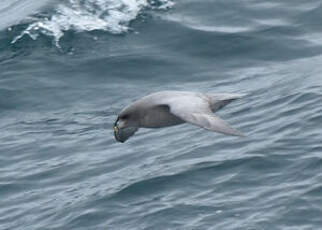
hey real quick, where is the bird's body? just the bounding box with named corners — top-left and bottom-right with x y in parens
top-left (114, 91), bottom-right (244, 143)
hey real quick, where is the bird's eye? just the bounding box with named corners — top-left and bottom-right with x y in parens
top-left (120, 114), bottom-right (129, 120)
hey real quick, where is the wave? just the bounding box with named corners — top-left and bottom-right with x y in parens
top-left (0, 0), bottom-right (54, 31)
top-left (11, 0), bottom-right (174, 47)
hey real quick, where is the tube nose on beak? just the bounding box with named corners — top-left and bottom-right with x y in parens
top-left (113, 125), bottom-right (123, 143)
top-left (113, 116), bottom-right (138, 143)
top-left (113, 117), bottom-right (124, 142)
top-left (113, 125), bottom-right (138, 143)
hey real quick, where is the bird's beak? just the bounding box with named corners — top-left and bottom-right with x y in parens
top-left (113, 117), bottom-right (124, 143)
top-left (113, 117), bottom-right (138, 143)
top-left (113, 124), bottom-right (125, 143)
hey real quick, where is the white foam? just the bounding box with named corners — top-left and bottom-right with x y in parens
top-left (12, 0), bottom-right (173, 47)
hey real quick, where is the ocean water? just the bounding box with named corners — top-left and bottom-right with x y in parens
top-left (1, 0), bottom-right (322, 229)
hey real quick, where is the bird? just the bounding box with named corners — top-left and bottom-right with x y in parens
top-left (113, 91), bottom-right (245, 143)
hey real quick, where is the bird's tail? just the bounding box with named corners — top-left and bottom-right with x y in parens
top-left (206, 93), bottom-right (246, 112)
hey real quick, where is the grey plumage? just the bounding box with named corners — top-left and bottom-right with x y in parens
top-left (114, 91), bottom-right (244, 143)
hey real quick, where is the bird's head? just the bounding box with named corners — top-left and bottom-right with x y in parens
top-left (113, 111), bottom-right (138, 143)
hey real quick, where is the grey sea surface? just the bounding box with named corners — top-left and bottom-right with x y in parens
top-left (1, 0), bottom-right (322, 229)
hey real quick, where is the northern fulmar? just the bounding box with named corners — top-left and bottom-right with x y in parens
top-left (114, 91), bottom-right (245, 143)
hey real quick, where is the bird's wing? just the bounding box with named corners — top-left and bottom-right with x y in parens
top-left (167, 95), bottom-right (244, 136)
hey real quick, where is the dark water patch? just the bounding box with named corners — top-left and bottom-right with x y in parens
top-left (140, 204), bottom-right (218, 229)
top-left (305, 184), bottom-right (322, 200)
top-left (296, 3), bottom-right (322, 30)
top-left (109, 155), bottom-right (283, 203)
top-left (65, 210), bottom-right (107, 230)
top-left (144, 19), bottom-right (322, 63)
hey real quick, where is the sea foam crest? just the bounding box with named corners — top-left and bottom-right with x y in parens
top-left (12, 0), bottom-right (173, 46)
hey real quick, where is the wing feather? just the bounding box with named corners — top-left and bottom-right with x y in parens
top-left (167, 94), bottom-right (244, 136)
top-left (180, 112), bottom-right (244, 136)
